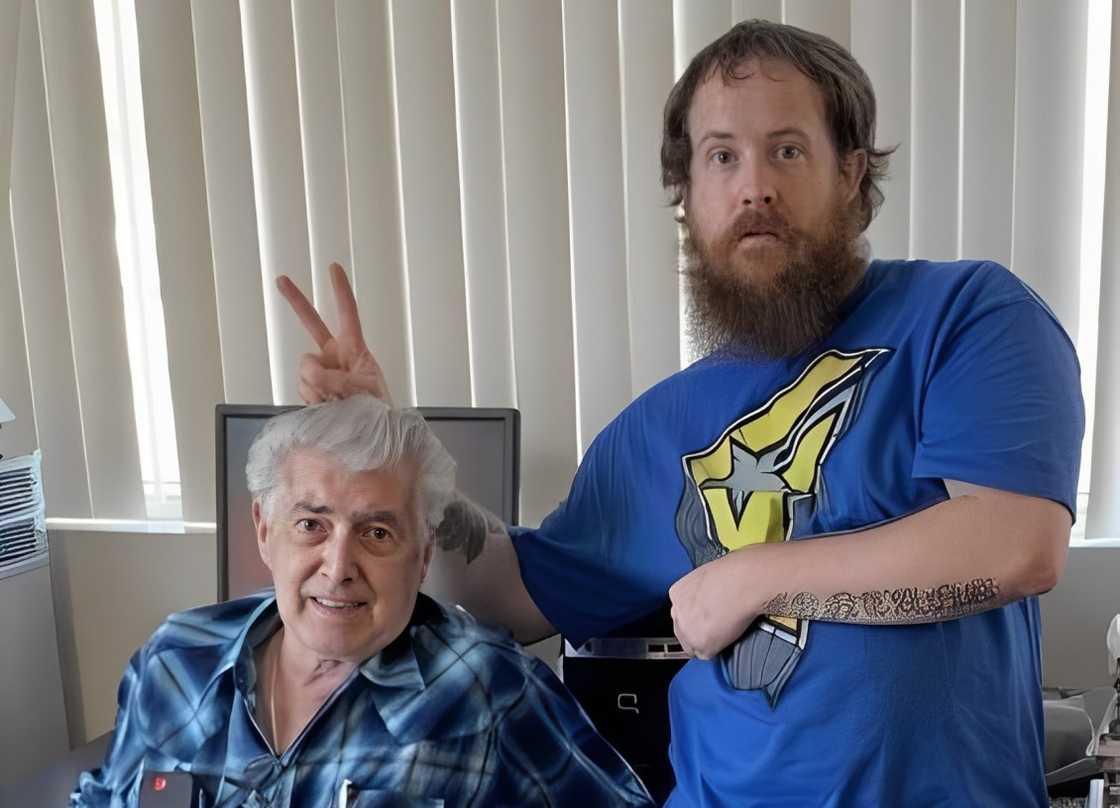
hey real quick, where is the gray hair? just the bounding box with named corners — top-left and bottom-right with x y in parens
top-left (245, 395), bottom-right (456, 536)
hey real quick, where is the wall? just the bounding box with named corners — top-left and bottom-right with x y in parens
top-left (1039, 543), bottom-right (1120, 689)
top-left (48, 526), bottom-right (215, 746)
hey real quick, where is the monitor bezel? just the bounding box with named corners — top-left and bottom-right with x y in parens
top-left (214, 403), bottom-right (520, 602)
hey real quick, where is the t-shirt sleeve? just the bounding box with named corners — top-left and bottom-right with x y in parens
top-left (911, 283), bottom-right (1085, 519)
top-left (510, 410), bottom-right (670, 646)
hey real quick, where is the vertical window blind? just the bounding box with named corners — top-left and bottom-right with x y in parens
top-left (0, 0), bottom-right (1115, 539)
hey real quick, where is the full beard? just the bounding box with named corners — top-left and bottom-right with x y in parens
top-left (682, 202), bottom-right (866, 360)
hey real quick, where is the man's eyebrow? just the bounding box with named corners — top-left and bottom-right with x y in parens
top-left (695, 130), bottom-right (735, 148)
top-left (768, 127), bottom-right (811, 141)
top-left (352, 510), bottom-right (405, 530)
top-left (290, 501), bottom-right (405, 529)
top-left (292, 501), bottom-right (332, 515)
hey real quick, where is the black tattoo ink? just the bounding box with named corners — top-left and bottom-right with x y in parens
top-left (431, 495), bottom-right (507, 563)
top-left (761, 578), bottom-right (1003, 625)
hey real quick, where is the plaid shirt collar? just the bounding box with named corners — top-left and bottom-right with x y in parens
top-left (204, 589), bottom-right (433, 742)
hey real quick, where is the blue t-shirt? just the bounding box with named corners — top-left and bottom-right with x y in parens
top-left (511, 259), bottom-right (1084, 807)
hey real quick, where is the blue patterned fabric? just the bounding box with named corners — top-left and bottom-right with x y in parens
top-left (72, 592), bottom-right (652, 807)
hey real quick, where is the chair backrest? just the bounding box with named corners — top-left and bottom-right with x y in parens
top-left (214, 404), bottom-right (520, 601)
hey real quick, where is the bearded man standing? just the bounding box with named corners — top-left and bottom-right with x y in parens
top-left (281, 20), bottom-right (1084, 807)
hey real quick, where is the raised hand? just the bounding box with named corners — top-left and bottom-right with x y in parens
top-left (277, 262), bottom-right (393, 405)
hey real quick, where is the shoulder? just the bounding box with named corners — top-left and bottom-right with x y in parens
top-left (135, 593), bottom-right (270, 704)
top-left (412, 596), bottom-right (556, 717)
top-left (122, 593), bottom-right (270, 752)
top-left (869, 258), bottom-right (1073, 349)
top-left (872, 258), bottom-right (1048, 314)
top-left (146, 591), bottom-right (271, 657)
top-left (415, 596), bottom-right (533, 677)
top-left (581, 357), bottom-right (718, 455)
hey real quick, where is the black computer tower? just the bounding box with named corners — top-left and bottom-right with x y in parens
top-left (561, 606), bottom-right (688, 805)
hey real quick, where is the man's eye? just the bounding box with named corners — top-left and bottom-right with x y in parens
top-left (366, 527), bottom-right (392, 542)
top-left (297, 518), bottom-right (321, 532)
top-left (777, 145), bottom-right (802, 160)
top-left (710, 149), bottom-right (735, 165)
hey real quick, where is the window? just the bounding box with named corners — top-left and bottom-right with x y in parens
top-left (93, 0), bottom-right (182, 520)
top-left (1072, 0), bottom-right (1113, 540)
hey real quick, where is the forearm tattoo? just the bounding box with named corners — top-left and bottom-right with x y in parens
top-left (761, 578), bottom-right (1004, 625)
top-left (431, 494), bottom-right (507, 564)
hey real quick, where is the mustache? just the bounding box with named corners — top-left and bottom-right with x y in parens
top-left (707, 209), bottom-right (797, 253)
top-left (723, 209), bottom-right (793, 242)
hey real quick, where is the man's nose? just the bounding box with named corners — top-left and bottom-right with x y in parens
top-left (737, 158), bottom-right (776, 207)
top-left (320, 533), bottom-right (357, 583)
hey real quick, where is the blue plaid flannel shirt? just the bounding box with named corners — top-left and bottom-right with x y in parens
top-left (71, 592), bottom-right (652, 807)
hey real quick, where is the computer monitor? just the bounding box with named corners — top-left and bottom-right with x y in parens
top-left (215, 404), bottom-right (520, 601)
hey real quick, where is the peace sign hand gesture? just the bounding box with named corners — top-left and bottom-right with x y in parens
top-left (277, 262), bottom-right (393, 405)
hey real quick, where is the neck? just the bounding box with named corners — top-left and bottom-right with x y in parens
top-left (273, 630), bottom-right (357, 691)
top-left (260, 628), bottom-right (356, 755)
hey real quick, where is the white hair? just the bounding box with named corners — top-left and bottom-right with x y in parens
top-left (245, 395), bottom-right (456, 536)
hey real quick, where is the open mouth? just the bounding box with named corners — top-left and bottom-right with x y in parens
top-left (310, 596), bottom-right (367, 612)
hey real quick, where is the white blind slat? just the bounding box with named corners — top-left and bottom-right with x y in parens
top-left (1085, 3), bottom-right (1120, 539)
top-left (0, 0), bottom-right (36, 461)
top-left (451, 0), bottom-right (515, 409)
top-left (292, 0), bottom-right (352, 322)
top-left (850, 0), bottom-right (910, 261)
top-left (959, 0), bottom-right (1015, 267)
top-left (191, 0), bottom-right (271, 405)
top-left (563, 0), bottom-right (632, 454)
top-left (10, 0), bottom-right (91, 517)
top-left (782, 0), bottom-right (850, 50)
top-left (335, 0), bottom-right (412, 406)
top-left (389, 0), bottom-right (471, 408)
top-left (732, 0), bottom-right (779, 24)
top-left (241, 1), bottom-right (314, 406)
top-left (673, 0), bottom-right (731, 77)
top-left (672, 0), bottom-right (731, 365)
top-left (619, 0), bottom-right (679, 395)
top-left (37, 0), bottom-right (145, 519)
top-left (134, 0), bottom-right (224, 523)
top-left (1011, 0), bottom-right (1089, 335)
top-left (909, 0), bottom-right (960, 261)
top-left (497, 0), bottom-right (578, 526)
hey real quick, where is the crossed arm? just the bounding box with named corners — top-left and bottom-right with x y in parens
top-left (667, 479), bottom-right (1070, 657)
top-left (278, 265), bottom-right (1071, 656)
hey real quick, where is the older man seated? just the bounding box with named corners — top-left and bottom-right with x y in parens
top-left (72, 395), bottom-right (652, 806)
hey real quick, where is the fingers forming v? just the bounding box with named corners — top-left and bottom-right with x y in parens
top-left (329, 262), bottom-right (365, 344)
top-left (277, 274), bottom-right (334, 351)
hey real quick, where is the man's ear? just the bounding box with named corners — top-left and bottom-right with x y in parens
top-left (419, 534), bottom-right (435, 583)
top-left (840, 149), bottom-right (868, 205)
top-left (252, 498), bottom-right (273, 571)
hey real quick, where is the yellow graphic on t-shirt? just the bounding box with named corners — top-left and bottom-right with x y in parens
top-left (685, 349), bottom-right (887, 553)
top-left (674, 347), bottom-right (890, 707)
